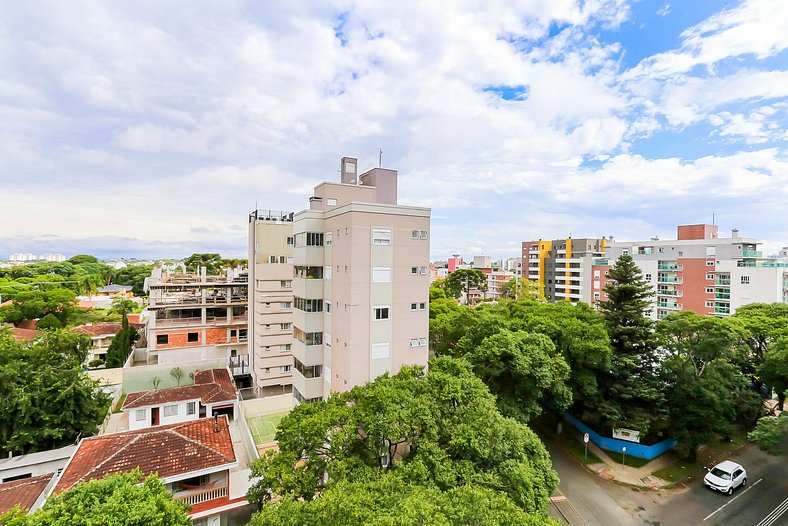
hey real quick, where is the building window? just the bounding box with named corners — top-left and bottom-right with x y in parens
top-left (281, 344), bottom-right (292, 352)
top-left (293, 327), bottom-right (323, 346)
top-left (307, 232), bottom-right (324, 246)
top-left (410, 303), bottom-right (417, 311)
top-left (135, 409), bottom-right (146, 422)
top-left (326, 302), bottom-right (331, 313)
top-left (373, 306), bottom-right (390, 320)
top-left (622, 249), bottom-right (629, 256)
top-left (593, 270), bottom-right (601, 278)
top-left (419, 302), bottom-right (426, 310)
top-left (705, 301), bottom-right (714, 307)
top-left (156, 334), bottom-right (168, 345)
top-left (419, 266), bottom-right (428, 275)
top-left (294, 266), bottom-right (324, 279)
top-left (280, 302), bottom-right (292, 309)
top-left (281, 365), bottom-right (291, 373)
top-left (409, 338), bottom-right (419, 347)
top-left (186, 402), bottom-right (196, 415)
top-left (594, 292), bottom-right (601, 300)
top-left (286, 236), bottom-right (294, 246)
top-left (411, 267), bottom-right (418, 275)
top-left (372, 267), bottom-right (391, 283)
top-left (706, 273), bottom-right (714, 280)
top-left (658, 247), bottom-right (664, 253)
top-left (420, 230), bottom-right (428, 239)
top-left (372, 228), bottom-right (392, 245)
top-left (644, 273), bottom-right (652, 281)
top-left (419, 337), bottom-right (427, 346)
top-left (706, 260), bottom-right (715, 266)
top-left (269, 255), bottom-right (277, 264)
top-left (411, 230), bottom-right (419, 239)
top-left (741, 276), bottom-right (750, 284)
top-left (705, 287), bottom-right (714, 293)
top-left (325, 231), bottom-right (332, 246)
top-left (371, 343), bottom-right (390, 359)
top-left (187, 332), bottom-right (198, 343)
top-left (281, 323), bottom-right (292, 330)
top-left (239, 329), bottom-right (247, 341)
top-left (163, 405), bottom-right (178, 417)
top-left (327, 198), bottom-right (337, 206)
top-left (324, 266), bottom-right (332, 280)
top-left (294, 357), bottom-right (322, 378)
top-left (281, 280), bottom-right (292, 288)
top-left (294, 297), bottom-right (324, 312)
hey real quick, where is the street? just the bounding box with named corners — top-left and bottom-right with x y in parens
top-left (541, 430), bottom-right (788, 526)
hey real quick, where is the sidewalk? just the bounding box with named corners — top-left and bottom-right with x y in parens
top-left (582, 439), bottom-right (672, 488)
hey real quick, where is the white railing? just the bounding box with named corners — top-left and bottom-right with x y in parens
top-left (173, 484), bottom-right (227, 505)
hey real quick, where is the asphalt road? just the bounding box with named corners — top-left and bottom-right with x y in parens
top-left (540, 429), bottom-right (788, 526)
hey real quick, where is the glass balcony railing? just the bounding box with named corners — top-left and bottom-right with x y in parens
top-left (657, 263), bottom-right (680, 271)
top-left (715, 293), bottom-right (730, 300)
top-left (737, 261), bottom-right (788, 268)
top-left (714, 307), bottom-right (731, 315)
top-left (715, 279), bottom-right (731, 286)
top-left (657, 276), bottom-right (682, 283)
top-left (742, 249), bottom-right (762, 258)
top-left (658, 290), bottom-right (680, 297)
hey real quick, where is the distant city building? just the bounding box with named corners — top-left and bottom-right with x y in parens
top-left (38, 253), bottom-right (65, 262)
top-left (8, 253), bottom-right (65, 262)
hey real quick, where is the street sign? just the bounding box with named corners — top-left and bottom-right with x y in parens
top-left (621, 446), bottom-right (626, 452)
top-left (583, 433), bottom-right (589, 443)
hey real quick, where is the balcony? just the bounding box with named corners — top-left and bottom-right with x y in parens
top-left (715, 293), bottom-right (731, 300)
top-left (657, 263), bottom-right (681, 271)
top-left (742, 249), bottom-right (762, 258)
top-left (737, 261), bottom-right (788, 268)
top-left (173, 483), bottom-right (227, 506)
top-left (715, 278), bottom-right (731, 286)
top-left (714, 307), bottom-right (731, 315)
top-left (657, 276), bottom-right (682, 284)
top-left (657, 290), bottom-right (682, 297)
top-left (657, 302), bottom-right (681, 311)
top-left (593, 258), bottom-right (609, 266)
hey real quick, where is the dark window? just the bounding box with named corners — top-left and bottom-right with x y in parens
top-left (157, 334), bottom-right (168, 345)
top-left (188, 332), bottom-right (198, 342)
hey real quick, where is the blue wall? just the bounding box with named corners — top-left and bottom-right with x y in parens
top-left (563, 414), bottom-right (677, 460)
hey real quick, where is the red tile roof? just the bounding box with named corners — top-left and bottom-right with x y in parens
top-left (74, 322), bottom-right (124, 337)
top-left (9, 328), bottom-right (43, 342)
top-left (122, 369), bottom-right (237, 410)
top-left (52, 417), bottom-right (236, 495)
top-left (0, 473), bottom-right (54, 514)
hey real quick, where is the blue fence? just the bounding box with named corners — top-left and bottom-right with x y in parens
top-left (563, 414), bottom-right (677, 460)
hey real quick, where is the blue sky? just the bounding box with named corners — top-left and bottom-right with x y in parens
top-left (0, 0), bottom-right (786, 260)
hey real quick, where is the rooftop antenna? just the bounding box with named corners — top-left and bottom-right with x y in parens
top-left (379, 148), bottom-right (383, 168)
top-left (712, 212), bottom-right (715, 225)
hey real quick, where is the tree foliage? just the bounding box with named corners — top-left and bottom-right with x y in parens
top-left (113, 265), bottom-right (154, 297)
top-left (0, 329), bottom-right (110, 456)
top-left (595, 255), bottom-right (665, 434)
top-left (748, 415), bottom-right (788, 456)
top-left (105, 314), bottom-right (138, 369)
top-left (733, 303), bottom-right (788, 398)
top-left (438, 268), bottom-right (487, 303)
top-left (248, 357), bottom-right (558, 518)
top-left (249, 475), bottom-right (556, 526)
top-left (184, 253), bottom-right (223, 275)
top-left (501, 277), bottom-right (543, 301)
top-left (0, 470), bottom-right (191, 526)
top-left (759, 336), bottom-right (788, 411)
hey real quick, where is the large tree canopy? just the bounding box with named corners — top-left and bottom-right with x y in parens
top-left (248, 357), bottom-right (558, 519)
top-left (438, 268), bottom-right (487, 304)
top-left (0, 329), bottom-right (110, 456)
top-left (0, 470), bottom-right (191, 526)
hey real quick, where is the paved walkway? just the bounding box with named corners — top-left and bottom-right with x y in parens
top-left (583, 439), bottom-right (673, 488)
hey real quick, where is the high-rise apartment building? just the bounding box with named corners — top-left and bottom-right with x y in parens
top-left (522, 237), bottom-right (608, 303)
top-left (248, 157), bottom-right (431, 403)
top-left (599, 224), bottom-right (788, 319)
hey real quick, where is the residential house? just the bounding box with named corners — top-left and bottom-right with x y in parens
top-left (74, 322), bottom-right (125, 365)
top-left (121, 368), bottom-right (238, 430)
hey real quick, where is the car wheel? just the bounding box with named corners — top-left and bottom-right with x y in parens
top-left (742, 478), bottom-right (747, 487)
top-left (727, 487), bottom-right (733, 495)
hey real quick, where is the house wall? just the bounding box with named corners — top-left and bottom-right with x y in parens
top-left (127, 399), bottom-right (201, 430)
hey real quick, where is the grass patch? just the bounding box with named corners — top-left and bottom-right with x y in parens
top-left (602, 449), bottom-right (652, 468)
top-left (652, 432), bottom-right (748, 485)
top-left (557, 427), bottom-right (603, 465)
top-left (113, 393), bottom-right (127, 414)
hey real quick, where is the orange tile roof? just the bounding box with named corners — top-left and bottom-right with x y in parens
top-left (122, 369), bottom-right (237, 410)
top-left (52, 417), bottom-right (236, 495)
top-left (74, 322), bottom-right (124, 337)
top-left (9, 328), bottom-right (43, 342)
top-left (0, 473), bottom-right (53, 514)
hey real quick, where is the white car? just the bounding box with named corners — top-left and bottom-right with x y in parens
top-left (703, 460), bottom-right (747, 495)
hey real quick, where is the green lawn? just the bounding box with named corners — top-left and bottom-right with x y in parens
top-left (601, 449), bottom-right (652, 468)
top-left (652, 433), bottom-right (748, 484)
top-left (246, 412), bottom-right (288, 445)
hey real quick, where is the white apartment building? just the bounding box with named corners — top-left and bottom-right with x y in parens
top-left (248, 157), bottom-right (431, 404)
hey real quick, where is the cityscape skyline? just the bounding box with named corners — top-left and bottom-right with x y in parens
top-left (1, 0), bottom-right (786, 260)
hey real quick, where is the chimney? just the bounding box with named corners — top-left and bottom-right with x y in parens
top-left (732, 228), bottom-right (739, 239)
top-left (213, 413), bottom-right (219, 433)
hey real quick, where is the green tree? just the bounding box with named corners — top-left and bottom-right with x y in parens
top-left (249, 475), bottom-right (556, 526)
top-left (439, 268), bottom-right (487, 304)
top-left (0, 288), bottom-right (77, 325)
top-left (748, 415), bottom-right (788, 456)
top-left (501, 277), bottom-right (544, 301)
top-left (656, 312), bottom-right (758, 461)
top-left (733, 303), bottom-right (788, 397)
top-left (248, 357), bottom-right (558, 515)
top-left (0, 329), bottom-right (110, 456)
top-left (184, 253), bottom-right (223, 274)
top-left (67, 255), bottom-right (99, 265)
top-left (104, 314), bottom-right (138, 368)
top-left (111, 297), bottom-right (137, 316)
top-left (36, 313), bottom-right (62, 330)
top-left (114, 265), bottom-right (154, 296)
top-left (2, 470), bottom-right (191, 526)
top-left (596, 255), bottom-right (665, 434)
top-left (759, 337), bottom-right (788, 411)
top-left (170, 367), bottom-right (185, 386)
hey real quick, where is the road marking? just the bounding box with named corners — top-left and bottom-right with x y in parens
top-left (756, 496), bottom-right (788, 526)
top-left (703, 478), bottom-right (762, 521)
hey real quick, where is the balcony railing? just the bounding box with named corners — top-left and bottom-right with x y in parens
top-left (173, 484), bottom-right (227, 506)
top-left (149, 295), bottom-right (248, 307)
top-left (657, 276), bottom-right (682, 284)
top-left (714, 307), bottom-right (731, 315)
top-left (657, 290), bottom-right (682, 297)
top-left (715, 279), bottom-right (731, 286)
top-left (657, 302), bottom-right (681, 310)
top-left (155, 315), bottom-right (247, 327)
top-left (715, 293), bottom-right (731, 300)
top-left (742, 249), bottom-right (762, 258)
top-left (737, 261), bottom-right (788, 268)
top-left (657, 263), bottom-right (681, 271)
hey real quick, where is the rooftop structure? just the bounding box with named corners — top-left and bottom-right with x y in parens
top-left (0, 473), bottom-right (54, 515)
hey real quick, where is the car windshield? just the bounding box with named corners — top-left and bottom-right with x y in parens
top-left (710, 468), bottom-right (731, 480)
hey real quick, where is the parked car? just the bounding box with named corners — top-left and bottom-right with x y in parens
top-left (703, 460), bottom-right (747, 495)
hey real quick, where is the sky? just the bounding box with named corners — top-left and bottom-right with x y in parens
top-left (1, 0), bottom-right (786, 261)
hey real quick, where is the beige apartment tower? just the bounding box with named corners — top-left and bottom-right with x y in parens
top-left (249, 157), bottom-right (431, 403)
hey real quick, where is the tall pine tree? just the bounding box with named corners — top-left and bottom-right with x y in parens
top-left (595, 255), bottom-right (667, 435)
